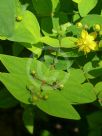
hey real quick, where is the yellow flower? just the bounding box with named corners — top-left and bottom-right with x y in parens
top-left (77, 30), bottom-right (97, 54)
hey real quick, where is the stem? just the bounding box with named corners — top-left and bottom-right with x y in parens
top-left (53, 32), bottom-right (62, 65)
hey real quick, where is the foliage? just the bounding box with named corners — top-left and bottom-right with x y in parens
top-left (0, 0), bottom-right (102, 135)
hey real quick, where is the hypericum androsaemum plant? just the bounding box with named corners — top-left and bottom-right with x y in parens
top-left (1, 0), bottom-right (102, 135)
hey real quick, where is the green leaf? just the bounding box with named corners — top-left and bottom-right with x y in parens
top-left (32, 0), bottom-right (60, 16)
top-left (44, 55), bottom-right (73, 70)
top-left (0, 54), bottom-right (29, 74)
top-left (0, 0), bottom-right (16, 36)
top-left (8, 10), bottom-right (40, 44)
top-left (41, 36), bottom-right (77, 48)
top-left (61, 82), bottom-right (96, 104)
top-left (61, 37), bottom-right (77, 48)
top-left (95, 82), bottom-right (102, 104)
top-left (21, 43), bottom-right (43, 57)
top-left (67, 25), bottom-right (82, 37)
top-left (41, 37), bottom-right (59, 47)
top-left (37, 91), bottom-right (80, 120)
top-left (23, 107), bottom-right (34, 134)
top-left (83, 62), bottom-right (94, 79)
top-left (0, 54), bottom-right (96, 119)
top-left (51, 0), bottom-right (60, 13)
top-left (68, 69), bottom-right (85, 83)
top-left (0, 73), bottom-right (31, 104)
top-left (41, 17), bottom-right (53, 36)
top-left (51, 48), bottom-right (83, 58)
top-left (95, 82), bottom-right (102, 94)
top-left (88, 68), bottom-right (102, 78)
top-left (78, 0), bottom-right (98, 17)
top-left (41, 13), bottom-right (68, 36)
top-left (81, 15), bottom-right (102, 27)
top-left (72, 0), bottom-right (82, 3)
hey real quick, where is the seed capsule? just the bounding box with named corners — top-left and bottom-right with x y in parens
top-left (76, 22), bottom-right (83, 28)
top-left (16, 16), bottom-right (23, 22)
top-left (93, 24), bottom-right (101, 31)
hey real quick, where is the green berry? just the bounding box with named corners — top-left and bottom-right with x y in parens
top-left (16, 16), bottom-right (23, 22)
top-left (31, 70), bottom-right (36, 76)
top-left (43, 94), bottom-right (49, 100)
top-left (59, 84), bottom-right (64, 89)
top-left (32, 96), bottom-right (38, 102)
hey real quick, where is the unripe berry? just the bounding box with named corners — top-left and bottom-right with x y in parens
top-left (32, 96), bottom-right (38, 102)
top-left (76, 22), bottom-right (83, 28)
top-left (43, 94), bottom-right (49, 100)
top-left (59, 84), bottom-right (64, 89)
top-left (31, 70), bottom-right (36, 76)
top-left (16, 16), bottom-right (23, 22)
top-left (93, 24), bottom-right (101, 32)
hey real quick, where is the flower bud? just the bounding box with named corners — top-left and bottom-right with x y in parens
top-left (99, 31), bottom-right (102, 36)
top-left (84, 24), bottom-right (89, 30)
top-left (93, 24), bottom-right (101, 31)
top-left (76, 22), bottom-right (83, 28)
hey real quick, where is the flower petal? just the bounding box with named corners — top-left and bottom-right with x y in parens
top-left (88, 42), bottom-right (97, 50)
top-left (81, 30), bottom-right (88, 39)
top-left (84, 47), bottom-right (90, 53)
top-left (90, 32), bottom-right (97, 40)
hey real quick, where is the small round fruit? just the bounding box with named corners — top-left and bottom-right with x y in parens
top-left (31, 70), bottom-right (36, 76)
top-left (32, 96), bottom-right (38, 102)
top-left (43, 95), bottom-right (49, 100)
top-left (59, 84), bottom-right (64, 89)
top-left (16, 16), bottom-right (23, 22)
